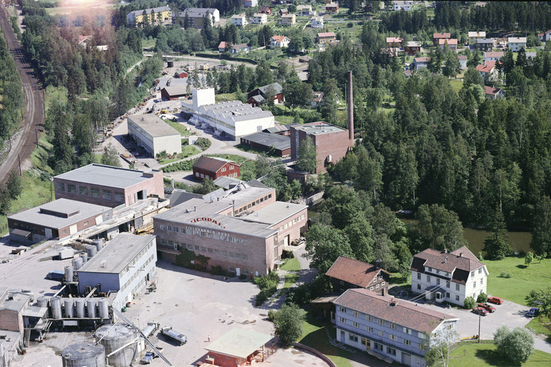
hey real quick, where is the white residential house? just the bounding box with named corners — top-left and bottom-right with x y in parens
top-left (458, 55), bottom-right (467, 70)
top-left (244, 0), bottom-right (258, 8)
top-left (270, 35), bottom-right (291, 48)
top-left (507, 37), bottom-right (527, 52)
top-left (297, 5), bottom-right (313, 16)
top-left (468, 31), bottom-right (486, 43)
top-left (410, 246), bottom-right (489, 307)
top-left (251, 13), bottom-right (268, 24)
top-left (311, 16), bottom-right (324, 28)
top-left (476, 61), bottom-right (499, 82)
top-left (413, 57), bottom-right (430, 71)
top-left (483, 51), bottom-right (504, 64)
top-left (231, 14), bottom-right (248, 27)
top-left (393, 1), bottom-right (414, 11)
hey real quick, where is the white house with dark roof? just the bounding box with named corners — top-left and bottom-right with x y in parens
top-left (333, 288), bottom-right (458, 366)
top-left (410, 246), bottom-right (488, 306)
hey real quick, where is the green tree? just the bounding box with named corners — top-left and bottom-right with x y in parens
top-left (493, 326), bottom-right (534, 364)
top-left (422, 324), bottom-right (457, 367)
top-left (414, 204), bottom-right (467, 252)
top-left (305, 224), bottom-right (354, 274)
top-left (525, 251), bottom-right (534, 265)
top-left (101, 144), bottom-right (121, 167)
top-left (526, 287), bottom-right (551, 314)
top-left (296, 136), bottom-right (317, 173)
top-left (464, 296), bottom-right (476, 309)
top-left (273, 304), bottom-right (304, 345)
top-left (443, 53), bottom-right (460, 78)
top-left (530, 195), bottom-right (551, 256)
top-left (482, 210), bottom-right (511, 260)
top-left (0, 185), bottom-right (11, 215)
top-left (477, 292), bottom-right (488, 303)
top-left (6, 170), bottom-right (22, 200)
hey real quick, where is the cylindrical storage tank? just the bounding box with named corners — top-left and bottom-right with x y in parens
top-left (94, 324), bottom-right (140, 367)
top-left (64, 298), bottom-right (74, 318)
top-left (51, 297), bottom-right (62, 319)
top-left (75, 299), bottom-right (86, 318)
top-left (74, 257), bottom-right (84, 270)
top-left (94, 239), bottom-right (104, 252)
top-left (98, 299), bottom-right (109, 319)
top-left (87, 245), bottom-right (97, 258)
top-left (37, 296), bottom-right (49, 308)
top-left (61, 342), bottom-right (106, 367)
top-left (87, 300), bottom-right (96, 318)
top-left (82, 253), bottom-right (88, 263)
top-left (64, 265), bottom-right (74, 282)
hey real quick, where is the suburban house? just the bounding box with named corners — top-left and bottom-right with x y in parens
top-left (476, 61), bottom-right (498, 81)
top-left (126, 6), bottom-right (172, 26)
top-left (392, 1), bottom-right (414, 11)
top-left (539, 30), bottom-right (551, 42)
top-left (410, 246), bottom-right (489, 307)
top-left (259, 6), bottom-right (273, 15)
top-left (230, 43), bottom-right (250, 54)
top-left (325, 2), bottom-right (339, 14)
top-left (310, 16), bottom-right (324, 28)
top-left (508, 37), bottom-right (527, 52)
top-left (475, 38), bottom-right (495, 51)
top-left (270, 35), bottom-right (290, 48)
top-left (251, 13), bottom-right (268, 24)
top-left (312, 91), bottom-right (324, 108)
top-left (192, 156), bottom-right (241, 181)
top-left (468, 31), bottom-right (486, 43)
top-left (179, 8), bottom-right (220, 29)
top-left (438, 38), bottom-right (457, 52)
top-left (160, 84), bottom-right (187, 100)
top-left (218, 41), bottom-right (228, 53)
top-left (485, 86), bottom-right (505, 100)
top-left (334, 289), bottom-right (458, 366)
top-left (413, 57), bottom-right (430, 70)
top-left (244, 0), bottom-right (258, 7)
top-left (386, 37), bottom-right (403, 48)
top-left (326, 256), bottom-right (391, 295)
top-left (279, 8), bottom-right (289, 16)
top-left (458, 55), bottom-right (467, 69)
top-left (231, 14), bottom-right (248, 27)
top-left (297, 5), bottom-right (314, 16)
top-left (316, 32), bottom-right (337, 44)
top-left (484, 51), bottom-right (504, 63)
top-left (405, 41), bottom-right (422, 55)
top-left (247, 82), bottom-right (284, 106)
top-left (432, 32), bottom-right (450, 45)
top-left (280, 13), bottom-right (296, 26)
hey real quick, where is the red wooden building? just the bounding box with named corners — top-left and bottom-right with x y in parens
top-left (192, 156), bottom-right (240, 181)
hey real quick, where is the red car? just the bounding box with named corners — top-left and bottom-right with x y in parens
top-left (478, 303), bottom-right (496, 313)
top-left (487, 296), bottom-right (504, 305)
top-left (472, 307), bottom-right (488, 316)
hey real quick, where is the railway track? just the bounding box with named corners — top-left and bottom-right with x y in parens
top-left (0, 4), bottom-right (44, 183)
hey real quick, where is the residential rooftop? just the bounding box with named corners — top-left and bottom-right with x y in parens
top-left (54, 164), bottom-right (158, 189)
top-left (78, 233), bottom-right (156, 274)
top-left (326, 256), bottom-right (389, 288)
top-left (127, 114), bottom-right (180, 138)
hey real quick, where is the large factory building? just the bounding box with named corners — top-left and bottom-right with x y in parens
top-left (154, 181), bottom-right (307, 276)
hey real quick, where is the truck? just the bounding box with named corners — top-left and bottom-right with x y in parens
top-left (161, 326), bottom-right (187, 345)
top-left (142, 322), bottom-right (159, 338)
top-left (46, 270), bottom-right (65, 281)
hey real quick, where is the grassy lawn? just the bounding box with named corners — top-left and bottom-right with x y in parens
top-left (283, 273), bottom-right (299, 290)
top-left (164, 119), bottom-right (191, 136)
top-left (215, 93), bottom-right (238, 103)
top-left (300, 314), bottom-right (353, 367)
top-left (527, 313), bottom-right (551, 339)
top-left (450, 79), bottom-right (464, 93)
top-left (449, 341), bottom-right (551, 366)
top-left (281, 258), bottom-right (301, 271)
top-left (31, 135), bottom-right (53, 173)
top-left (157, 145), bottom-right (200, 164)
top-left (485, 257), bottom-right (551, 306)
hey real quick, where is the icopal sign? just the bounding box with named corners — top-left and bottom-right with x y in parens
top-left (191, 217), bottom-right (226, 228)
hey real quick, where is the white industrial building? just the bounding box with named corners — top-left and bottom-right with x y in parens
top-left (182, 88), bottom-right (275, 140)
top-left (127, 114), bottom-right (181, 157)
top-left (77, 233), bottom-right (157, 311)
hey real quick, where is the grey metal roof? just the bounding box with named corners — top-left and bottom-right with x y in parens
top-left (54, 164), bottom-right (157, 189)
top-left (8, 199), bottom-right (111, 229)
top-left (180, 8), bottom-right (218, 18)
top-left (163, 84), bottom-right (188, 97)
top-left (168, 189), bottom-right (202, 207)
top-left (127, 114), bottom-right (181, 138)
top-left (257, 82), bottom-right (283, 95)
top-left (292, 122), bottom-right (347, 135)
top-left (0, 294), bottom-right (30, 313)
top-left (78, 233), bottom-right (156, 274)
top-left (241, 132), bottom-right (290, 151)
top-left (199, 101), bottom-right (274, 123)
top-left (214, 176), bottom-right (243, 189)
top-left (242, 201), bottom-right (306, 226)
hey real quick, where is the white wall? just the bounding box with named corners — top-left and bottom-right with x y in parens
top-left (153, 135), bottom-right (182, 156)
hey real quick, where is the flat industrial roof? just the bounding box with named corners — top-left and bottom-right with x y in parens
top-left (78, 233), bottom-right (155, 274)
top-left (127, 114), bottom-right (180, 138)
top-left (292, 122), bottom-right (347, 135)
top-left (8, 199), bottom-right (110, 229)
top-left (205, 328), bottom-right (273, 359)
top-left (241, 132), bottom-right (290, 151)
top-left (54, 164), bottom-right (155, 189)
top-left (243, 202), bottom-right (306, 226)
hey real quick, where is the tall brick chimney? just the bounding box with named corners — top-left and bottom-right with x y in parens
top-left (347, 70), bottom-right (354, 141)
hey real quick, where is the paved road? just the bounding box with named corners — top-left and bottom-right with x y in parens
top-left (0, 5), bottom-right (44, 183)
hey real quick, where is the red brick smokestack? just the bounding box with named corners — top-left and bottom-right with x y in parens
top-left (348, 70), bottom-right (354, 141)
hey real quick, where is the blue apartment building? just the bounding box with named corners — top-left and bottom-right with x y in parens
top-left (333, 289), bottom-right (458, 366)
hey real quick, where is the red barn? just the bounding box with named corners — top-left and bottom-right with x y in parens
top-left (192, 156), bottom-right (240, 181)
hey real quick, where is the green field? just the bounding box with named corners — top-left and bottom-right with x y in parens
top-left (450, 79), bottom-right (464, 93)
top-left (485, 256), bottom-right (551, 306)
top-left (449, 341), bottom-right (551, 366)
top-left (527, 313), bottom-right (551, 339)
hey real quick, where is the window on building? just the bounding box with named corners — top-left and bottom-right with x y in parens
top-left (471, 271), bottom-right (475, 277)
top-left (339, 306), bottom-right (346, 313)
top-left (478, 268), bottom-right (482, 274)
top-left (417, 284), bottom-right (421, 290)
top-left (390, 334), bottom-right (397, 341)
top-left (404, 339), bottom-right (412, 346)
top-left (79, 186), bottom-right (88, 195)
top-left (427, 275), bottom-right (431, 282)
top-left (417, 273), bottom-right (421, 280)
top-left (389, 323), bottom-right (396, 329)
top-left (480, 278), bottom-right (483, 284)
top-left (367, 315), bottom-right (373, 322)
top-left (437, 278), bottom-right (441, 285)
top-left (474, 281), bottom-right (477, 288)
top-left (102, 190), bottom-right (112, 200)
top-left (428, 267), bottom-right (432, 272)
top-left (91, 188), bottom-right (100, 197)
top-left (339, 317), bottom-right (346, 323)
top-left (446, 280), bottom-right (450, 288)
top-left (352, 310), bottom-right (358, 317)
top-left (378, 330), bottom-right (384, 337)
top-left (404, 327), bottom-right (412, 335)
top-left (353, 322), bottom-right (359, 328)
top-left (446, 292), bottom-right (450, 298)
top-left (456, 295), bottom-right (460, 301)
top-left (367, 326), bottom-right (373, 332)
top-left (387, 347), bottom-right (396, 356)
top-left (83, 221), bottom-right (89, 226)
top-left (67, 184), bottom-right (76, 193)
top-left (349, 334), bottom-right (358, 342)
top-left (222, 167), bottom-right (226, 172)
top-left (377, 319), bottom-right (384, 326)
top-left (195, 172), bottom-right (199, 177)
top-left (456, 283), bottom-right (460, 291)
top-left (168, 225), bottom-right (172, 231)
top-left (114, 193), bottom-right (124, 202)
top-left (58, 183), bottom-right (65, 192)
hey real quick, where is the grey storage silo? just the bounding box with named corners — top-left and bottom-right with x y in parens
top-left (87, 245), bottom-right (97, 258)
top-left (61, 342), bottom-right (106, 367)
top-left (87, 299), bottom-right (96, 318)
top-left (94, 324), bottom-right (140, 367)
top-left (64, 298), bottom-right (74, 318)
top-left (65, 265), bottom-right (74, 282)
top-left (50, 297), bottom-right (62, 319)
top-left (98, 298), bottom-right (109, 319)
top-left (75, 299), bottom-right (86, 318)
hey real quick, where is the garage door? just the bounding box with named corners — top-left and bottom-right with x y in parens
top-left (402, 353), bottom-right (411, 365)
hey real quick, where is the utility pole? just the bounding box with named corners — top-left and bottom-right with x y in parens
top-left (478, 314), bottom-right (481, 343)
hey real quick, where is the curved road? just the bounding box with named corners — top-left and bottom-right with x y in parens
top-left (0, 5), bottom-right (44, 183)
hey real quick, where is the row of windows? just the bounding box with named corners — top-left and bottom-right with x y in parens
top-left (122, 253), bottom-right (155, 290)
top-left (58, 183), bottom-right (125, 202)
top-left (196, 171), bottom-right (238, 180)
top-left (159, 224), bottom-right (248, 245)
top-left (277, 214), bottom-right (306, 231)
top-left (338, 311), bottom-right (413, 336)
top-left (234, 193), bottom-right (273, 215)
top-left (160, 238), bottom-right (250, 261)
top-left (426, 267), bottom-right (450, 277)
top-left (120, 241), bottom-right (155, 278)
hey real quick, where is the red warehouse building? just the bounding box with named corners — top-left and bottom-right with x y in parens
top-left (192, 156), bottom-right (241, 181)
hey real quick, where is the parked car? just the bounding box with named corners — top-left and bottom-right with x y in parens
top-left (527, 308), bottom-right (540, 317)
top-left (161, 326), bottom-right (187, 345)
top-left (472, 307), bottom-right (488, 316)
top-left (487, 296), bottom-right (504, 305)
top-left (478, 303), bottom-right (496, 313)
top-left (140, 351), bottom-right (158, 364)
